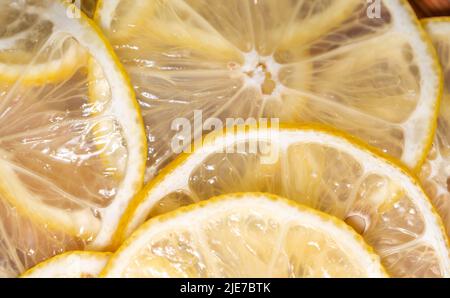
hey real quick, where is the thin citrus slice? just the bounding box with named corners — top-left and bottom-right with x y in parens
top-left (0, 1), bottom-right (146, 277)
top-left (420, 18), bottom-right (450, 237)
top-left (21, 251), bottom-right (110, 278)
top-left (96, 0), bottom-right (440, 178)
top-left (120, 126), bottom-right (450, 277)
top-left (103, 193), bottom-right (388, 278)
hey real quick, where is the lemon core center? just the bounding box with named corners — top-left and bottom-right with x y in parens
top-left (239, 51), bottom-right (281, 97)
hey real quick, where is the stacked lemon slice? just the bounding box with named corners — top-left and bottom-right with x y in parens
top-left (114, 126), bottom-right (450, 277)
top-left (103, 193), bottom-right (388, 278)
top-left (0, 0), bottom-right (146, 277)
top-left (95, 0), bottom-right (441, 177)
top-left (420, 18), bottom-right (450, 238)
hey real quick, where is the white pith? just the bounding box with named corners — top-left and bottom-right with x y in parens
top-left (240, 50), bottom-right (282, 99)
top-left (50, 1), bottom-right (146, 248)
top-left (23, 252), bottom-right (110, 278)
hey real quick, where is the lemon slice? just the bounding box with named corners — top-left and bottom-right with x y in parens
top-left (96, 0), bottom-right (440, 178)
top-left (420, 18), bottom-right (450, 238)
top-left (21, 251), bottom-right (110, 278)
top-left (0, 1), bottom-right (146, 277)
top-left (103, 193), bottom-right (387, 278)
top-left (120, 126), bottom-right (450, 277)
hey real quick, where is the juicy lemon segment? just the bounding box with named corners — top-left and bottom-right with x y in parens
top-left (0, 197), bottom-right (84, 278)
top-left (0, 1), bottom-right (88, 84)
top-left (0, 1), bottom-right (146, 277)
top-left (96, 0), bottom-right (440, 178)
top-left (21, 251), bottom-right (110, 278)
top-left (103, 193), bottom-right (388, 278)
top-left (122, 126), bottom-right (450, 278)
top-left (420, 18), bottom-right (450, 237)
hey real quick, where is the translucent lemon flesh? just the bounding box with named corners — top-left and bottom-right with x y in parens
top-left (103, 194), bottom-right (387, 278)
top-left (420, 18), bottom-right (450, 238)
top-left (0, 1), bottom-right (146, 277)
top-left (96, 0), bottom-right (440, 178)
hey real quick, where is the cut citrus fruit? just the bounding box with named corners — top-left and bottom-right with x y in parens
top-left (96, 0), bottom-right (441, 178)
top-left (0, 1), bottom-right (146, 277)
top-left (21, 251), bottom-right (110, 278)
top-left (120, 126), bottom-right (450, 277)
top-left (103, 193), bottom-right (388, 278)
top-left (420, 17), bottom-right (450, 238)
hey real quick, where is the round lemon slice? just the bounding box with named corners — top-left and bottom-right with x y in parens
top-left (120, 126), bottom-right (450, 277)
top-left (21, 251), bottom-right (110, 278)
top-left (103, 193), bottom-right (388, 278)
top-left (0, 1), bottom-right (146, 277)
top-left (420, 18), bottom-right (450, 238)
top-left (96, 0), bottom-right (440, 178)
